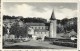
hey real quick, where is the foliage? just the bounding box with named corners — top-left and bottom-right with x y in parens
top-left (57, 17), bottom-right (77, 33)
top-left (3, 15), bottom-right (77, 36)
top-left (3, 15), bottom-right (18, 20)
top-left (52, 41), bottom-right (77, 48)
top-left (45, 37), bottom-right (77, 48)
top-left (10, 22), bottom-right (28, 38)
top-left (3, 27), bottom-right (7, 35)
top-left (3, 15), bottom-right (47, 23)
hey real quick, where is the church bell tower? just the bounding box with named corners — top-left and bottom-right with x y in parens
top-left (49, 10), bottom-right (57, 38)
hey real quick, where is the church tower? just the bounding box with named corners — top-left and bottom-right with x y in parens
top-left (49, 10), bottom-right (57, 38)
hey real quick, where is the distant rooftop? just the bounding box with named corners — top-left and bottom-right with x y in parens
top-left (34, 29), bottom-right (48, 32)
top-left (25, 23), bottom-right (50, 26)
top-left (26, 23), bottom-right (45, 26)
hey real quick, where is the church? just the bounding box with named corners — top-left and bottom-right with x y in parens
top-left (26, 10), bottom-right (57, 39)
top-left (3, 10), bottom-right (58, 40)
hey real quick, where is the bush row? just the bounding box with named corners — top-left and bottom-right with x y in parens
top-left (4, 39), bottom-right (30, 43)
top-left (52, 41), bottom-right (77, 48)
top-left (45, 37), bottom-right (77, 43)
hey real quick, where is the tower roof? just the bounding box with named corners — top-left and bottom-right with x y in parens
top-left (50, 9), bottom-right (56, 20)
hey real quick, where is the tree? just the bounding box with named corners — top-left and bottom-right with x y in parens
top-left (10, 21), bottom-right (28, 38)
top-left (3, 27), bottom-right (7, 35)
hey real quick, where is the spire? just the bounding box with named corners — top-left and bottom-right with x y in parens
top-left (50, 9), bottom-right (56, 20)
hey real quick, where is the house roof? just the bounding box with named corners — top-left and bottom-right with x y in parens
top-left (26, 23), bottom-right (49, 26)
top-left (34, 29), bottom-right (48, 32)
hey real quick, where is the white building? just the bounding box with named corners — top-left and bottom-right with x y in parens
top-left (27, 10), bottom-right (57, 39)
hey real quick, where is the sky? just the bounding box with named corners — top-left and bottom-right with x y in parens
top-left (3, 2), bottom-right (77, 20)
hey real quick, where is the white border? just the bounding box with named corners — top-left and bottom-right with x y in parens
top-left (1, 0), bottom-right (79, 51)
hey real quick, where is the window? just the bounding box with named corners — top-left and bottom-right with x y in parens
top-left (39, 27), bottom-right (40, 29)
top-left (35, 27), bottom-right (37, 29)
top-left (43, 27), bottom-right (45, 29)
top-left (42, 27), bottom-right (43, 29)
top-left (45, 32), bottom-right (46, 34)
top-left (46, 26), bottom-right (48, 29)
top-left (37, 26), bottom-right (39, 29)
top-left (32, 27), bottom-right (34, 29)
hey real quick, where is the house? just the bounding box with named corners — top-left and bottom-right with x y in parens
top-left (26, 10), bottom-right (57, 40)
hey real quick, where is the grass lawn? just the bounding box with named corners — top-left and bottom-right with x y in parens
top-left (3, 40), bottom-right (75, 49)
